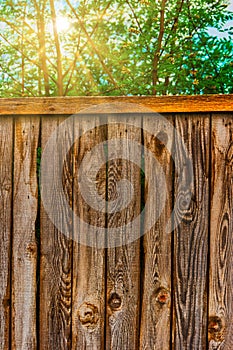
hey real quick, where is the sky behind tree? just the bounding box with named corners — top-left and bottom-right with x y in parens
top-left (208, 0), bottom-right (233, 37)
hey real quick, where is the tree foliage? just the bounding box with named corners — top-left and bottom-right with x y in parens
top-left (0, 0), bottom-right (233, 96)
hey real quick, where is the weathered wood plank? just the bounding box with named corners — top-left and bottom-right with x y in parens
top-left (0, 117), bottom-right (13, 350)
top-left (40, 116), bottom-right (73, 349)
top-left (11, 116), bottom-right (39, 349)
top-left (140, 115), bottom-right (173, 349)
top-left (0, 95), bottom-right (233, 115)
top-left (173, 114), bottom-right (210, 349)
top-left (72, 116), bottom-right (106, 349)
top-left (208, 114), bottom-right (233, 350)
top-left (106, 116), bottom-right (141, 349)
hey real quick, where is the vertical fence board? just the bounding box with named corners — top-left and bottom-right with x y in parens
top-left (40, 116), bottom-right (73, 349)
top-left (12, 116), bottom-right (39, 349)
top-left (106, 116), bottom-right (141, 349)
top-left (72, 116), bottom-right (106, 349)
top-left (209, 114), bottom-right (233, 349)
top-left (140, 115), bottom-right (173, 349)
top-left (0, 117), bottom-right (13, 350)
top-left (173, 114), bottom-right (210, 349)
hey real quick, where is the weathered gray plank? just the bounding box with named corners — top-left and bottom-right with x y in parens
top-left (72, 116), bottom-right (106, 349)
top-left (40, 116), bottom-right (73, 349)
top-left (106, 116), bottom-right (141, 349)
top-left (208, 114), bottom-right (233, 349)
top-left (173, 114), bottom-right (210, 349)
top-left (0, 117), bottom-right (13, 350)
top-left (11, 116), bottom-right (39, 349)
top-left (140, 115), bottom-right (173, 349)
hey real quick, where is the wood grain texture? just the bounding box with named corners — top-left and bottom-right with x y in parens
top-left (40, 116), bottom-right (73, 349)
top-left (140, 115), bottom-right (173, 349)
top-left (11, 116), bottom-right (39, 349)
top-left (173, 114), bottom-right (210, 349)
top-left (0, 117), bottom-right (13, 350)
top-left (1, 110), bottom-right (233, 349)
top-left (208, 114), bottom-right (233, 350)
top-left (106, 116), bottom-right (141, 349)
top-left (72, 116), bottom-right (106, 349)
top-left (0, 95), bottom-right (233, 115)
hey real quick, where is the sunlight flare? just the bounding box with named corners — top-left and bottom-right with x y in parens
top-left (48, 16), bottom-right (70, 34)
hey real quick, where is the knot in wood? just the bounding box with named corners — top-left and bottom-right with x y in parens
top-left (208, 316), bottom-right (224, 342)
top-left (26, 242), bottom-right (37, 257)
top-left (3, 183), bottom-right (11, 192)
top-left (78, 302), bottom-right (99, 328)
top-left (149, 131), bottom-right (168, 157)
top-left (156, 130), bottom-right (168, 147)
top-left (155, 287), bottom-right (170, 305)
top-left (108, 293), bottom-right (122, 311)
top-left (3, 297), bottom-right (10, 308)
top-left (176, 190), bottom-right (195, 223)
top-left (208, 316), bottom-right (222, 332)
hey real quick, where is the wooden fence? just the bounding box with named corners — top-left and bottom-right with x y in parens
top-left (0, 95), bottom-right (233, 349)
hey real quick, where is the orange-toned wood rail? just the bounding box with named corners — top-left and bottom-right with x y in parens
top-left (0, 94), bottom-right (233, 114)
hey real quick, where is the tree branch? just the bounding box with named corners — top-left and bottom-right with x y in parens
top-left (152, 0), bottom-right (167, 95)
top-left (0, 17), bottom-right (57, 70)
top-left (0, 33), bottom-right (57, 85)
top-left (161, 0), bottom-right (185, 57)
top-left (49, 0), bottom-right (63, 95)
top-left (0, 63), bottom-right (36, 96)
top-left (125, 0), bottom-right (151, 54)
top-left (21, 3), bottom-right (27, 95)
top-left (32, 0), bottom-right (50, 95)
top-left (65, 0), bottom-right (120, 90)
top-left (186, 0), bottom-right (225, 93)
top-left (64, 1), bottom-right (112, 94)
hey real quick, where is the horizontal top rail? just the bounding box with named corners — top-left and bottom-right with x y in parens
top-left (0, 94), bottom-right (233, 114)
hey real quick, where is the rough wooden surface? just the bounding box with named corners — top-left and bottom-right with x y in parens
top-left (1, 109), bottom-right (233, 349)
top-left (11, 116), bottom-right (39, 349)
top-left (173, 114), bottom-right (210, 349)
top-left (140, 115), bottom-right (173, 349)
top-left (209, 114), bottom-right (233, 350)
top-left (0, 117), bottom-right (13, 350)
top-left (106, 116), bottom-right (141, 349)
top-left (72, 116), bottom-right (106, 349)
top-left (0, 95), bottom-right (233, 115)
top-left (40, 116), bottom-right (73, 349)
